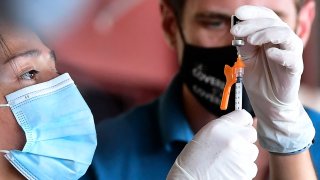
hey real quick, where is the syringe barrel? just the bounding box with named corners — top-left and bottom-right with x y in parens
top-left (235, 78), bottom-right (243, 110)
top-left (236, 68), bottom-right (244, 78)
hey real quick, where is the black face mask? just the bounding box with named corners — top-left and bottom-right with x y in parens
top-left (179, 43), bottom-right (254, 117)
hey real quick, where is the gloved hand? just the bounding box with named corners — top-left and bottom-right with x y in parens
top-left (167, 110), bottom-right (258, 180)
top-left (230, 5), bottom-right (315, 153)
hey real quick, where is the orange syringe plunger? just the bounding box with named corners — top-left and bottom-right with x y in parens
top-left (220, 55), bottom-right (245, 110)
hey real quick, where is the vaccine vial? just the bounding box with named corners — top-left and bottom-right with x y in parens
top-left (231, 15), bottom-right (245, 46)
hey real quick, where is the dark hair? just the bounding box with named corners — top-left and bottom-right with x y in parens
top-left (0, 35), bottom-right (11, 60)
top-left (164, 0), bottom-right (186, 21)
top-left (0, 0), bottom-right (13, 59)
top-left (165, 0), bottom-right (307, 20)
top-left (295, 0), bottom-right (307, 12)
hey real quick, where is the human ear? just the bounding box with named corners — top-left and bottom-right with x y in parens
top-left (296, 0), bottom-right (316, 46)
top-left (160, 1), bottom-right (179, 49)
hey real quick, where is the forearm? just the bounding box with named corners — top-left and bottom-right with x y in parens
top-left (269, 150), bottom-right (317, 180)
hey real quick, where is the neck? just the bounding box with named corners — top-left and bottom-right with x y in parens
top-left (0, 155), bottom-right (25, 179)
top-left (0, 108), bottom-right (26, 179)
top-left (182, 84), bottom-right (218, 133)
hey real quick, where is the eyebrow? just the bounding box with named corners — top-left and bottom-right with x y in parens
top-left (4, 49), bottom-right (56, 64)
top-left (195, 12), bottom-right (231, 21)
top-left (195, 11), bottom-right (285, 21)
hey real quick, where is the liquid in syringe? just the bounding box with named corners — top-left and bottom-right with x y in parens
top-left (234, 55), bottom-right (244, 110)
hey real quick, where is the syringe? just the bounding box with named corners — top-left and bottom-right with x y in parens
top-left (220, 55), bottom-right (245, 110)
top-left (232, 15), bottom-right (245, 110)
top-left (220, 15), bottom-right (245, 111)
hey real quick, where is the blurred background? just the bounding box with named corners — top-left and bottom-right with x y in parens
top-left (4, 0), bottom-right (320, 123)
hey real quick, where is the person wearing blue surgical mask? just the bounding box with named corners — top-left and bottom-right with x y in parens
top-left (0, 21), bottom-right (97, 180)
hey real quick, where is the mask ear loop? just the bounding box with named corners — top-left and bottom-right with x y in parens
top-left (0, 150), bottom-right (9, 154)
top-left (0, 104), bottom-right (10, 107)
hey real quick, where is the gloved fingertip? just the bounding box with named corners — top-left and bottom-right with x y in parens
top-left (266, 47), bottom-right (282, 61)
top-left (250, 163), bottom-right (258, 179)
top-left (230, 26), bottom-right (239, 36)
top-left (239, 109), bottom-right (253, 119)
top-left (234, 5), bottom-right (253, 20)
top-left (254, 145), bottom-right (259, 158)
top-left (235, 5), bottom-right (279, 20)
top-left (223, 110), bottom-right (253, 126)
top-left (246, 35), bottom-right (256, 45)
top-left (247, 34), bottom-right (270, 46)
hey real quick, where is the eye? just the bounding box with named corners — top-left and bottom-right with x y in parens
top-left (204, 20), bottom-right (227, 29)
top-left (198, 17), bottom-right (230, 30)
top-left (20, 70), bottom-right (39, 80)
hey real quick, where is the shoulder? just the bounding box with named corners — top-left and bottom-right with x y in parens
top-left (305, 107), bottom-right (320, 127)
top-left (300, 85), bottom-right (320, 113)
top-left (305, 106), bottom-right (320, 116)
top-left (304, 107), bottom-right (320, 173)
top-left (89, 100), bottom-right (165, 179)
top-left (97, 100), bottom-right (159, 134)
top-left (95, 99), bottom-right (162, 153)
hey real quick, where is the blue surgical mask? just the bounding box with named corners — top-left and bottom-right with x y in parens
top-left (0, 73), bottom-right (97, 180)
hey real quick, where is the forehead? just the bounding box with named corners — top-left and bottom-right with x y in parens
top-left (184, 0), bottom-right (296, 17)
top-left (0, 25), bottom-right (48, 61)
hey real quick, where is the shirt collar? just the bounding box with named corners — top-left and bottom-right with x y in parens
top-left (157, 74), bottom-right (194, 151)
